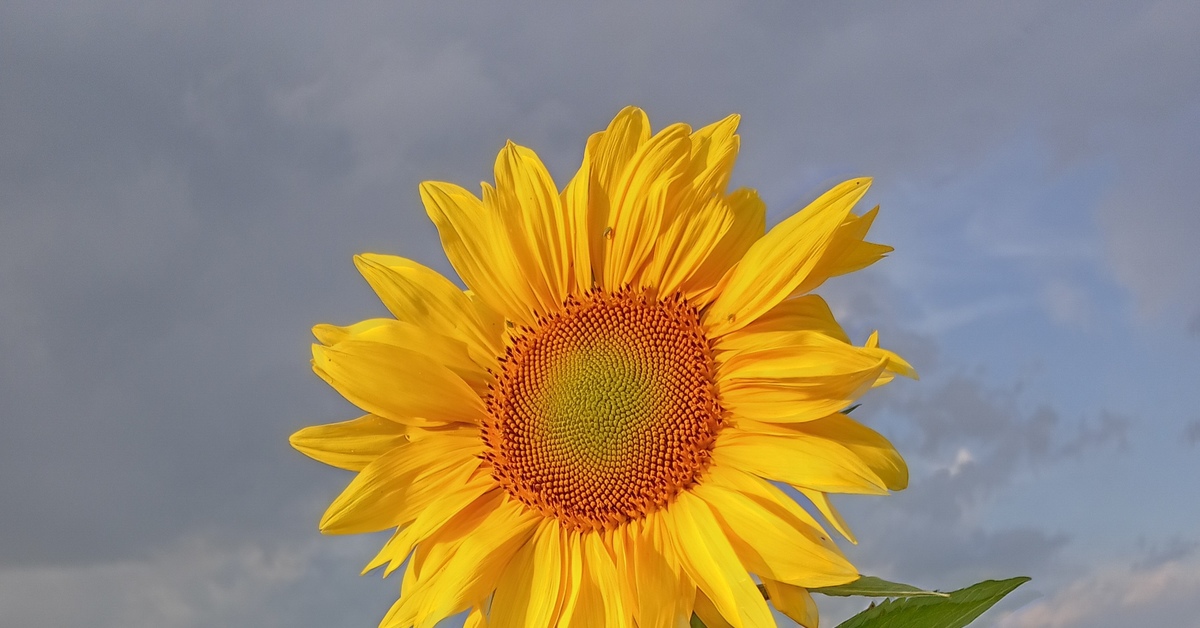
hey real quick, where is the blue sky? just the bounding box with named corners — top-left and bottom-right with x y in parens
top-left (1, 1), bottom-right (1198, 626)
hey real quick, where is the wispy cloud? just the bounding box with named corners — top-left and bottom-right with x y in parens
top-left (997, 545), bottom-right (1200, 628)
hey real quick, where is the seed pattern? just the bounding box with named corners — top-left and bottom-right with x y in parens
top-left (482, 288), bottom-right (723, 530)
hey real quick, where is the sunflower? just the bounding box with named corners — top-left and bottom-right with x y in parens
top-left (290, 107), bottom-right (915, 628)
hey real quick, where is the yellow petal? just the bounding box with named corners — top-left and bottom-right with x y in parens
top-left (693, 589), bottom-right (736, 628)
top-left (716, 331), bottom-right (888, 423)
top-left (716, 328), bottom-right (913, 424)
top-left (313, 318), bottom-right (492, 394)
top-left (311, 341), bottom-right (485, 426)
top-left (493, 142), bottom-right (572, 314)
top-left (464, 605), bottom-right (487, 628)
top-left (601, 123), bottom-right (693, 290)
top-left (702, 465), bottom-right (838, 545)
top-left (491, 519), bottom-right (563, 627)
top-left (610, 524), bottom-right (640, 617)
top-left (630, 513), bottom-right (693, 628)
top-left (710, 425), bottom-right (864, 542)
top-left (561, 139), bottom-right (597, 293)
top-left (761, 579), bottom-right (820, 628)
top-left (652, 194), bottom-right (734, 296)
top-left (645, 114), bottom-right (743, 294)
top-left (719, 366), bottom-right (882, 423)
top-left (864, 330), bottom-right (919, 380)
top-left (554, 530), bottom-right (588, 628)
top-left (693, 477), bottom-right (857, 587)
top-left (289, 414), bottom-right (409, 471)
top-left (752, 413), bottom-right (908, 491)
top-left (320, 432), bottom-right (481, 534)
top-left (684, 113), bottom-right (740, 203)
top-left (664, 491), bottom-right (774, 628)
top-left (421, 180), bottom-right (539, 327)
top-left (396, 495), bottom-right (541, 628)
top-left (796, 487), bottom-right (857, 544)
top-left (571, 532), bottom-right (629, 628)
top-left (362, 471), bottom-right (495, 576)
top-left (684, 187), bottom-right (766, 306)
top-left (714, 295), bottom-right (850, 348)
top-left (583, 107), bottom-right (652, 285)
top-left (713, 430), bottom-right (888, 495)
top-left (704, 178), bottom-right (872, 336)
top-left (791, 206), bottom-right (892, 296)
top-left (353, 253), bottom-right (504, 363)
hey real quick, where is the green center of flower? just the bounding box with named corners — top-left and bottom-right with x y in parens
top-left (482, 289), bottom-right (722, 530)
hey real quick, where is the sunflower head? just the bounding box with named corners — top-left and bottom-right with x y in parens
top-left (291, 106), bottom-right (916, 628)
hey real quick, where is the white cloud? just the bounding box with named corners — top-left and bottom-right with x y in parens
top-left (996, 551), bottom-right (1200, 628)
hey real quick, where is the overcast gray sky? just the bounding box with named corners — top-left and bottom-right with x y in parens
top-left (2, 1), bottom-right (1198, 626)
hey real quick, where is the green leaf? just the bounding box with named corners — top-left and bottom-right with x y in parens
top-left (690, 613), bottom-right (707, 628)
top-left (812, 575), bottom-right (949, 598)
top-left (833, 577), bottom-right (1030, 628)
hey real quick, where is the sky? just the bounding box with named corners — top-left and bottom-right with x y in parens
top-left (1, 1), bottom-right (1198, 626)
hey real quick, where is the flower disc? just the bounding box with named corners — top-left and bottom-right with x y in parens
top-left (482, 289), bottom-right (722, 530)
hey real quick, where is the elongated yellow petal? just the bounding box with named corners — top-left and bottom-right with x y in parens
top-left (744, 413), bottom-right (908, 491)
top-left (683, 114), bottom-right (740, 203)
top-left (761, 579), bottom-right (819, 628)
top-left (312, 341), bottom-right (485, 426)
top-left (652, 194), bottom-right (735, 296)
top-left (313, 318), bottom-right (492, 393)
top-left (554, 530), bottom-right (587, 628)
top-left (624, 513), bottom-right (692, 628)
top-left (864, 330), bottom-right (919, 381)
top-left (584, 107), bottom-right (652, 285)
top-left (493, 142), bottom-right (572, 314)
top-left (791, 206), bottom-right (892, 297)
top-left (718, 329), bottom-right (887, 376)
top-left (310, 318), bottom-right (388, 346)
top-left (393, 496), bottom-right (541, 628)
top-left (601, 123), bottom-right (693, 290)
top-left (664, 491), bottom-right (774, 628)
top-left (685, 187), bottom-right (766, 306)
top-left (717, 330), bottom-right (887, 423)
top-left (610, 524), bottom-right (639, 618)
top-left (362, 472), bottom-right (495, 576)
top-left (713, 430), bottom-right (888, 495)
top-left (714, 295), bottom-right (850, 348)
top-left (693, 589), bottom-right (736, 628)
top-left (585, 531), bottom-right (632, 628)
top-left (704, 178), bottom-right (872, 335)
top-left (694, 479), bottom-right (857, 587)
top-left (421, 180), bottom-right (539, 327)
top-left (563, 534), bottom-right (612, 628)
top-left (353, 253), bottom-right (504, 362)
top-left (320, 432), bottom-right (481, 534)
top-left (491, 519), bottom-right (563, 627)
top-left (464, 605), bottom-right (486, 628)
top-left (561, 137), bottom-right (597, 293)
top-left (719, 365), bottom-right (883, 423)
top-left (701, 465), bottom-right (836, 543)
top-left (644, 114), bottom-right (742, 295)
top-left (289, 414), bottom-right (409, 471)
top-left (796, 487), bottom-right (857, 544)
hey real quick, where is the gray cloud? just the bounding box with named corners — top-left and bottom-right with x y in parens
top-left (996, 542), bottom-right (1200, 628)
top-left (1, 1), bottom-right (1197, 625)
top-left (0, 533), bottom-right (400, 628)
top-left (835, 376), bottom-right (1128, 576)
